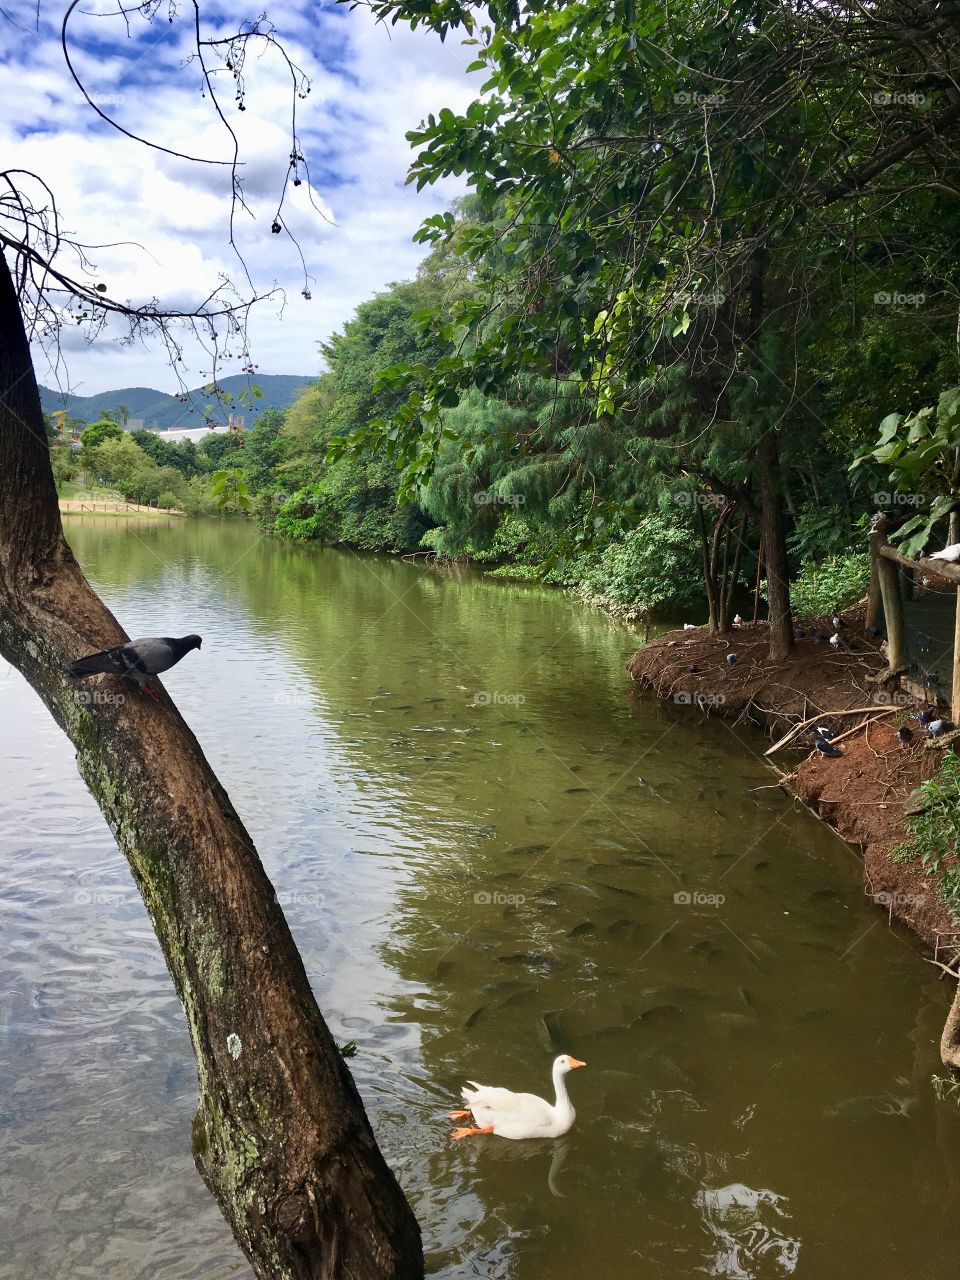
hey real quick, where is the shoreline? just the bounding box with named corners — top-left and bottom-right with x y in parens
top-left (627, 614), bottom-right (957, 956)
top-left (59, 500), bottom-right (183, 517)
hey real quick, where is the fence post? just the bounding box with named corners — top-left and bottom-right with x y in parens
top-left (876, 549), bottom-right (906, 672)
top-left (865, 553), bottom-right (882, 631)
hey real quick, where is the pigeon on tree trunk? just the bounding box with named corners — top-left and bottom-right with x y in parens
top-left (67, 635), bottom-right (202, 702)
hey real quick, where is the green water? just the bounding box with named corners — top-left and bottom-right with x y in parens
top-left (1, 517), bottom-right (959, 1279)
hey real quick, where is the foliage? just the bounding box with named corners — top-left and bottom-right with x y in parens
top-left (787, 553), bottom-right (872, 619)
top-left (851, 388), bottom-right (960, 555)
top-left (568, 514), bottom-right (705, 616)
top-left (211, 468), bottom-right (251, 512)
top-left (80, 419), bottom-right (123, 452)
top-left (932, 1073), bottom-right (960, 1107)
top-left (896, 754), bottom-right (960, 921)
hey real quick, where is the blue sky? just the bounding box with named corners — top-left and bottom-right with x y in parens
top-left (1, 0), bottom-right (477, 394)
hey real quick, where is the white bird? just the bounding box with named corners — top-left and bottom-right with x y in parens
top-left (449, 1054), bottom-right (586, 1140)
top-left (929, 543), bottom-right (960, 563)
top-left (683, 622), bottom-right (697, 630)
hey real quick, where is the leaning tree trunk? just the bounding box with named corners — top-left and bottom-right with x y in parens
top-left (941, 983), bottom-right (960, 1071)
top-left (0, 250), bottom-right (423, 1279)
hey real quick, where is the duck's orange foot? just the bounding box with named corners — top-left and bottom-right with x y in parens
top-left (448, 1110), bottom-right (472, 1120)
top-left (451, 1124), bottom-right (494, 1140)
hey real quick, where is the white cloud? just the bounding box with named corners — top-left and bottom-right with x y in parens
top-left (2, 0), bottom-right (480, 396)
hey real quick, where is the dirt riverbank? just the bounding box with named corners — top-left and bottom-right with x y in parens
top-left (627, 610), bottom-right (958, 956)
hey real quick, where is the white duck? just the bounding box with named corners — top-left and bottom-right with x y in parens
top-left (449, 1054), bottom-right (586, 1140)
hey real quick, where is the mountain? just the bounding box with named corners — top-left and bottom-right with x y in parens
top-left (39, 374), bottom-right (314, 431)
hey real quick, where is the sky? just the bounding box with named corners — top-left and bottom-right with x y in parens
top-left (1, 0), bottom-right (478, 395)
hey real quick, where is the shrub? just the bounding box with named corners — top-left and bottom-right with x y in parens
top-left (895, 753), bottom-right (960, 920)
top-left (568, 514), bottom-right (704, 614)
top-left (789, 551), bottom-right (871, 617)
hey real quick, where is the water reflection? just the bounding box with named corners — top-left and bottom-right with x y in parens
top-left (0, 518), bottom-right (958, 1279)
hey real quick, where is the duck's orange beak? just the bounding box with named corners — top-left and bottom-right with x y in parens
top-left (568, 1057), bottom-right (587, 1069)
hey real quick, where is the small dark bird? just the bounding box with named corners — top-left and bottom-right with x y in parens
top-left (831, 612), bottom-right (846, 631)
top-left (793, 628), bottom-right (806, 641)
top-left (725, 653), bottom-right (738, 667)
top-left (865, 626), bottom-right (883, 640)
top-left (811, 629), bottom-right (827, 643)
top-left (812, 732), bottom-right (843, 758)
top-left (687, 664), bottom-right (701, 674)
top-left (927, 719), bottom-right (954, 738)
top-left (813, 725), bottom-right (835, 741)
top-left (67, 635), bottom-right (202, 702)
top-left (896, 726), bottom-right (913, 746)
top-left (914, 707), bottom-right (936, 726)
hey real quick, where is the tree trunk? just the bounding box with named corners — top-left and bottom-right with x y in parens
top-left (758, 430), bottom-right (793, 660)
top-left (941, 980), bottom-right (960, 1071)
top-left (0, 250), bottom-right (423, 1279)
top-left (696, 502), bottom-right (720, 633)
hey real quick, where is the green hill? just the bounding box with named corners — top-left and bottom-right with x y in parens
top-left (40, 374), bottom-right (314, 431)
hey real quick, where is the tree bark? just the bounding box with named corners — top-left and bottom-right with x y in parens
top-left (757, 430), bottom-right (793, 660)
top-left (0, 249), bottom-right (423, 1279)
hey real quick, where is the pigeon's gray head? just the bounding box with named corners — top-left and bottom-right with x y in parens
top-left (183, 635), bottom-right (202, 651)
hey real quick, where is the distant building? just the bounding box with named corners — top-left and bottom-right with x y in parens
top-left (152, 415), bottom-right (246, 446)
top-left (123, 418), bottom-right (145, 433)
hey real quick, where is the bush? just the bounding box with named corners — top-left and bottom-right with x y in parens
top-left (789, 551), bottom-right (871, 617)
top-left (157, 490), bottom-right (182, 510)
top-left (568, 514), bottom-right (704, 614)
top-left (895, 753), bottom-right (960, 920)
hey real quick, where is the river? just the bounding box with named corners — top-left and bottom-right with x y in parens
top-left (1, 517), bottom-right (959, 1279)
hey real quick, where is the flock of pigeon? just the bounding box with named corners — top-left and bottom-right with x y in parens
top-left (686, 606), bottom-right (955, 761)
top-left (812, 706), bottom-right (953, 761)
top-left (723, 609), bottom-right (854, 670)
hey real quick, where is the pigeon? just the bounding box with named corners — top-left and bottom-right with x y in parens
top-left (67, 635), bottom-right (202, 702)
top-left (896, 726), bottom-right (913, 746)
top-left (812, 732), bottom-right (843, 758)
top-left (683, 623), bottom-right (697, 630)
top-left (811, 629), bottom-right (827, 643)
top-left (829, 632), bottom-right (852, 651)
top-left (725, 653), bottom-right (738, 666)
top-left (865, 626), bottom-right (883, 639)
top-left (793, 628), bottom-right (806, 641)
top-left (733, 614), bottom-right (743, 625)
top-left (927, 719), bottom-right (954, 738)
top-left (813, 725), bottom-right (835, 741)
top-left (687, 664), bottom-right (701, 674)
top-left (928, 543), bottom-right (960, 563)
top-left (831, 612), bottom-right (846, 631)
top-left (914, 707), bottom-right (936, 726)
